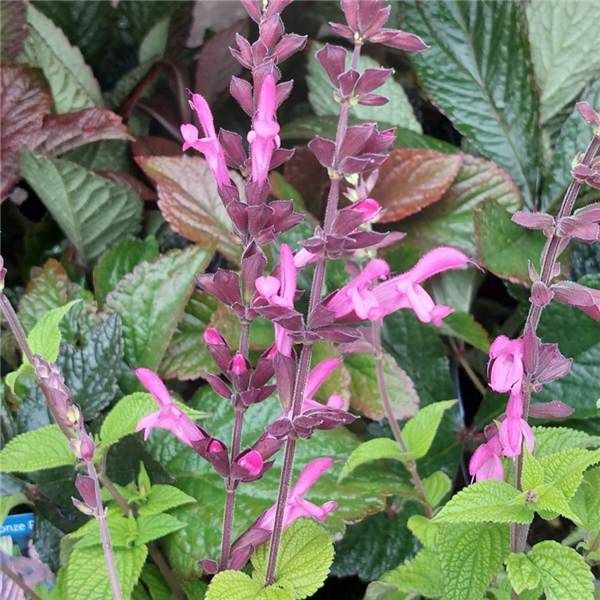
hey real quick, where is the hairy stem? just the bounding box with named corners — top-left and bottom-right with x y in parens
top-left (264, 41), bottom-right (363, 585)
top-left (510, 135), bottom-right (600, 577)
top-left (372, 320), bottom-right (433, 518)
top-left (0, 561), bottom-right (44, 600)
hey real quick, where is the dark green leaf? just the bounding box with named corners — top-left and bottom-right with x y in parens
top-left (438, 311), bottom-right (490, 352)
top-left (403, 1), bottom-right (542, 205)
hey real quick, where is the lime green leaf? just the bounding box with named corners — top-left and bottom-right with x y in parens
top-left (138, 16), bottom-right (170, 63)
top-left (20, 4), bottom-right (103, 112)
top-left (0, 493), bottom-right (31, 524)
top-left (533, 426), bottom-right (600, 459)
top-left (138, 485), bottom-right (196, 517)
top-left (0, 425), bottom-right (73, 472)
top-left (93, 238), bottom-right (160, 309)
top-left (67, 544), bottom-right (148, 600)
top-left (252, 520), bottom-right (333, 599)
top-left (140, 563), bottom-right (207, 600)
top-left (526, 541), bottom-right (594, 600)
top-left (206, 571), bottom-right (293, 600)
top-left (570, 466), bottom-right (600, 530)
top-left (338, 438), bottom-right (409, 482)
top-left (522, 447), bottom-right (545, 490)
top-left (136, 514), bottom-right (186, 546)
top-left (363, 581), bottom-right (401, 600)
top-left (438, 523), bottom-right (510, 600)
top-left (421, 471), bottom-right (451, 508)
top-left (307, 42), bottom-right (421, 132)
top-left (435, 480), bottom-right (534, 524)
top-left (540, 448), bottom-right (600, 500)
top-left (533, 485), bottom-right (581, 524)
top-left (75, 514), bottom-right (136, 550)
top-left (526, 0), bottom-right (600, 125)
top-left (104, 246), bottom-right (214, 370)
top-left (379, 548), bottom-right (444, 598)
top-left (403, 1), bottom-right (542, 205)
top-left (407, 515), bottom-right (438, 548)
top-left (20, 153), bottom-right (142, 264)
top-left (506, 553), bottom-right (540, 594)
top-left (403, 400), bottom-right (457, 460)
top-left (100, 392), bottom-right (208, 448)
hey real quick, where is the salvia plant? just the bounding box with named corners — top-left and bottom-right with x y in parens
top-left (1, 1), bottom-right (600, 600)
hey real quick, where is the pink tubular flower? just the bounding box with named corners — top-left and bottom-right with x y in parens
top-left (255, 243), bottom-right (296, 356)
top-left (247, 74), bottom-right (281, 186)
top-left (301, 359), bottom-right (344, 412)
top-left (181, 94), bottom-right (231, 189)
top-left (255, 458), bottom-right (337, 531)
top-left (498, 389), bottom-right (535, 458)
top-left (488, 335), bottom-right (525, 394)
top-left (469, 435), bottom-right (504, 483)
top-left (135, 368), bottom-right (204, 448)
top-left (370, 247), bottom-right (471, 325)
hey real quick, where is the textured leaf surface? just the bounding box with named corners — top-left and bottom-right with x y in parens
top-left (421, 472), bottom-right (451, 508)
top-left (137, 485), bottom-right (196, 517)
top-left (1, 0), bottom-right (27, 61)
top-left (506, 552), bottom-right (541, 594)
top-left (307, 42), bottom-right (421, 132)
top-left (104, 246), bottom-right (213, 370)
top-left (474, 199), bottom-right (547, 284)
top-left (540, 79), bottom-right (600, 211)
top-left (20, 4), bottom-right (103, 112)
top-left (206, 571), bottom-right (292, 600)
top-left (338, 438), bottom-right (409, 482)
top-left (136, 513), bottom-right (186, 546)
top-left (371, 149), bottom-right (462, 222)
top-left (570, 466), bottom-right (600, 530)
top-left (403, 1), bottom-right (542, 205)
top-left (438, 523), bottom-right (510, 600)
top-left (402, 400), bottom-right (457, 460)
top-left (435, 480), bottom-right (534, 524)
top-left (145, 389), bottom-right (400, 576)
top-left (0, 425), bottom-right (73, 473)
top-left (540, 448), bottom-right (600, 500)
top-left (345, 351), bottom-right (419, 421)
top-left (159, 292), bottom-right (218, 381)
top-left (137, 155), bottom-right (240, 263)
top-left (67, 544), bottom-right (147, 600)
top-left (93, 238), bottom-right (160, 309)
top-left (533, 426), bottom-right (600, 459)
top-left (253, 520), bottom-right (334, 599)
top-left (379, 548), bottom-right (444, 599)
top-left (20, 153), bottom-right (142, 264)
top-left (401, 154), bottom-right (523, 255)
top-left (526, 0), bottom-right (600, 124)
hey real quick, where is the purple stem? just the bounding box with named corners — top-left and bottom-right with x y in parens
top-left (509, 134), bottom-right (600, 598)
top-left (264, 42), bottom-right (363, 586)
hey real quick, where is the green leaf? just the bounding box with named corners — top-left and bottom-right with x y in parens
top-left (137, 485), bottom-right (196, 516)
top-left (344, 351), bottom-right (419, 421)
top-left (407, 514), bottom-right (438, 548)
top-left (526, 1), bottom-right (600, 125)
top-left (145, 389), bottom-right (401, 576)
top-left (435, 480), bottom-right (534, 524)
top-left (20, 153), bottom-right (142, 264)
top-left (540, 448), bottom-right (600, 500)
top-left (403, 1), bottom-right (542, 205)
top-left (159, 292), bottom-right (219, 381)
top-left (403, 400), bottom-right (457, 460)
top-left (535, 275), bottom-right (600, 419)
top-left (139, 16), bottom-right (170, 63)
top-left (100, 392), bottom-right (207, 448)
top-left (339, 438), bottom-right (408, 482)
top-left (379, 548), bottom-right (444, 598)
top-left (0, 425), bottom-right (73, 472)
top-left (56, 314), bottom-right (124, 421)
top-left (506, 553), bottom-right (541, 594)
top-left (93, 238), bottom-right (160, 309)
top-left (253, 519), bottom-right (334, 599)
top-left (438, 523), bottom-right (510, 600)
top-left (437, 311), bottom-right (490, 352)
top-left (104, 246), bottom-right (213, 370)
top-left (525, 541), bottom-right (594, 600)
top-left (19, 4), bottom-right (103, 112)
top-left (474, 199), bottom-right (548, 285)
top-left (533, 484), bottom-right (581, 523)
top-left (207, 571), bottom-right (293, 600)
top-left (533, 426), bottom-right (600, 459)
top-left (104, 59), bottom-right (158, 111)
top-left (540, 79), bottom-right (600, 211)
top-left (136, 513), bottom-right (186, 546)
top-left (522, 447), bottom-right (545, 490)
top-left (307, 42), bottom-right (421, 132)
top-left (421, 472), bottom-right (451, 508)
top-left (0, 493), bottom-right (31, 524)
top-left (570, 466), bottom-right (600, 531)
top-left (136, 155), bottom-right (240, 264)
top-left (67, 544), bottom-right (148, 600)
top-left (140, 563), bottom-right (207, 600)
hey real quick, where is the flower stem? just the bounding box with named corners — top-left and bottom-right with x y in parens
top-left (264, 40), bottom-right (364, 586)
top-left (0, 561), bottom-right (44, 600)
top-left (510, 134), bottom-right (600, 570)
top-left (372, 320), bottom-right (433, 518)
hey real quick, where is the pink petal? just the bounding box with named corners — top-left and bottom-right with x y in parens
top-left (135, 368), bottom-right (172, 408)
top-left (256, 275), bottom-right (281, 301)
top-left (239, 450), bottom-right (263, 476)
top-left (279, 244), bottom-right (296, 305)
top-left (305, 359), bottom-right (341, 400)
top-left (402, 247), bottom-right (471, 284)
top-left (294, 248), bottom-right (318, 269)
top-left (180, 124), bottom-right (199, 151)
top-left (191, 93), bottom-right (217, 139)
top-left (290, 457), bottom-right (334, 499)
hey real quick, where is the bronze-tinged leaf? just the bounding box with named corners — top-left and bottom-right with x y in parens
top-left (132, 136), bottom-right (182, 157)
top-left (194, 18), bottom-right (249, 105)
top-left (372, 148), bottom-right (462, 223)
top-left (98, 172), bottom-right (157, 202)
top-left (136, 155), bottom-right (241, 263)
top-left (1, 0), bottom-right (28, 61)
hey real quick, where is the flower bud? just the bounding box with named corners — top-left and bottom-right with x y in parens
top-left (66, 405), bottom-right (82, 427)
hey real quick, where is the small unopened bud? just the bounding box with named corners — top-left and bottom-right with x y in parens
top-left (72, 497), bottom-right (95, 516)
top-left (530, 281), bottom-right (554, 308)
top-left (66, 405), bottom-right (82, 427)
top-left (525, 490), bottom-right (538, 504)
top-left (237, 450), bottom-right (263, 477)
top-left (231, 353), bottom-right (249, 375)
top-left (204, 328), bottom-right (226, 346)
top-left (71, 433), bottom-right (95, 461)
